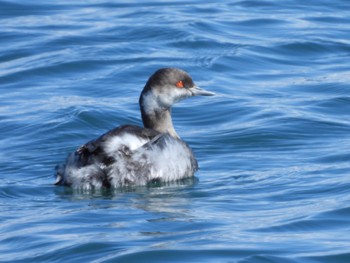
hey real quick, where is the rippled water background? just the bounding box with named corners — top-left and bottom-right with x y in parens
top-left (1, 0), bottom-right (350, 262)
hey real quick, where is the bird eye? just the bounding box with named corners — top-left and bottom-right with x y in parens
top-left (175, 80), bottom-right (184, 88)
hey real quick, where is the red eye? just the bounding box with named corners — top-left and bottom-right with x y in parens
top-left (175, 80), bottom-right (184, 88)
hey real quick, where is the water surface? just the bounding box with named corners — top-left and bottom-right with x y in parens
top-left (1, 1), bottom-right (350, 262)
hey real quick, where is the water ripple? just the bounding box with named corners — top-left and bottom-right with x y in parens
top-left (1, 0), bottom-right (350, 262)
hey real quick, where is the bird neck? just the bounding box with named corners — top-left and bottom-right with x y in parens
top-left (140, 107), bottom-right (179, 138)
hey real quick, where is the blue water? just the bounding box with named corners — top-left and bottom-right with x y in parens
top-left (1, 0), bottom-right (350, 262)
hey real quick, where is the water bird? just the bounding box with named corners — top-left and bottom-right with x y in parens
top-left (55, 68), bottom-right (215, 189)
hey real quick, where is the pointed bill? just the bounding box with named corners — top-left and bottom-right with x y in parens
top-left (190, 86), bottom-right (215, 96)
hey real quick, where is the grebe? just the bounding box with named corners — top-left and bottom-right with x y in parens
top-left (55, 68), bottom-right (214, 189)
